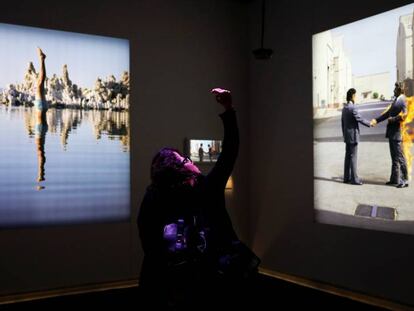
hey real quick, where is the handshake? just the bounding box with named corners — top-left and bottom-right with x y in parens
top-left (370, 119), bottom-right (377, 127)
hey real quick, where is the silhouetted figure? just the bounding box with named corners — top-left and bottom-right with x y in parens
top-left (341, 88), bottom-right (371, 185)
top-left (137, 88), bottom-right (259, 309)
top-left (208, 144), bottom-right (213, 162)
top-left (198, 143), bottom-right (204, 162)
top-left (371, 82), bottom-right (409, 188)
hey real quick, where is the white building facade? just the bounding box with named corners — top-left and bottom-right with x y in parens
top-left (353, 72), bottom-right (392, 102)
top-left (397, 13), bottom-right (413, 82)
top-left (313, 31), bottom-right (352, 109)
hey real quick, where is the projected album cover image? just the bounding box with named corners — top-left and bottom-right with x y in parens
top-left (313, 3), bottom-right (414, 235)
top-left (0, 23), bottom-right (130, 227)
top-left (189, 139), bottom-right (222, 163)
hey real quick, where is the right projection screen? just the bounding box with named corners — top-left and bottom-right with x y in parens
top-left (313, 3), bottom-right (414, 235)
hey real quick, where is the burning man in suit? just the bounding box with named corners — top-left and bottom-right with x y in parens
top-left (371, 82), bottom-right (409, 188)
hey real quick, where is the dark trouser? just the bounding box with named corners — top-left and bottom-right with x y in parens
top-left (344, 143), bottom-right (359, 183)
top-left (389, 140), bottom-right (408, 183)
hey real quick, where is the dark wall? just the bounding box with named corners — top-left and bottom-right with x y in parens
top-left (248, 0), bottom-right (414, 306)
top-left (0, 0), bottom-right (250, 296)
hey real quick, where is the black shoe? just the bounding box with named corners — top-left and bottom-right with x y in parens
top-left (386, 181), bottom-right (398, 185)
top-left (397, 183), bottom-right (409, 188)
top-left (350, 181), bottom-right (363, 185)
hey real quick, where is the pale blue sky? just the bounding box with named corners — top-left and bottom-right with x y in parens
top-left (330, 3), bottom-right (414, 88)
top-left (0, 23), bottom-right (129, 88)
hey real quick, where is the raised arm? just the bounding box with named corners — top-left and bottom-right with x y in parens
top-left (206, 88), bottom-right (239, 189)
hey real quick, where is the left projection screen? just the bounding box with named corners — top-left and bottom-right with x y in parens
top-left (0, 23), bottom-right (130, 227)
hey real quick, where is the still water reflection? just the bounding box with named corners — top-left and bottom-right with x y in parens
top-left (0, 106), bottom-right (130, 227)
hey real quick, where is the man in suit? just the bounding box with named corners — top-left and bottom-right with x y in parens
top-left (371, 82), bottom-right (408, 188)
top-left (342, 88), bottom-right (371, 185)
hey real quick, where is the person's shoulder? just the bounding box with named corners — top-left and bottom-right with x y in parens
top-left (343, 102), bottom-right (353, 110)
top-left (398, 95), bottom-right (407, 103)
top-left (219, 108), bottom-right (236, 119)
top-left (142, 185), bottom-right (163, 203)
top-left (141, 186), bottom-right (153, 201)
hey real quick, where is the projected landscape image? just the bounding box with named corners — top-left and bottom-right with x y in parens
top-left (0, 23), bottom-right (130, 227)
top-left (313, 4), bottom-right (414, 235)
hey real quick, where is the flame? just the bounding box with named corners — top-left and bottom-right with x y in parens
top-left (402, 96), bottom-right (414, 180)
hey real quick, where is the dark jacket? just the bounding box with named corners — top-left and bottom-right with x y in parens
top-left (341, 101), bottom-right (370, 144)
top-left (137, 109), bottom-right (239, 299)
top-left (375, 95), bottom-right (407, 141)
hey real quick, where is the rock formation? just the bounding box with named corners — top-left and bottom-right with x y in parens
top-left (0, 63), bottom-right (130, 110)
